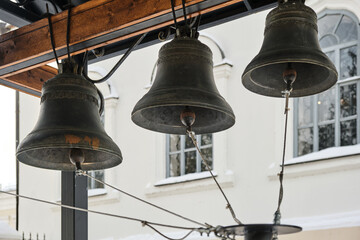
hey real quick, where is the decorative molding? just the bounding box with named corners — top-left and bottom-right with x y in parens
top-left (268, 154), bottom-right (360, 180)
top-left (213, 63), bottom-right (233, 81)
top-left (283, 210), bottom-right (360, 231)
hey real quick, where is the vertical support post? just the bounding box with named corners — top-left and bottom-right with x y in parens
top-left (61, 172), bottom-right (88, 240)
top-left (61, 53), bottom-right (89, 240)
top-left (15, 90), bottom-right (19, 231)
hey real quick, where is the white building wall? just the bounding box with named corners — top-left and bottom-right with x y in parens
top-left (2, 0), bottom-right (359, 239)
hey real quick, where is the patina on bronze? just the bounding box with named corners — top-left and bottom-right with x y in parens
top-left (217, 224), bottom-right (302, 240)
top-left (242, 0), bottom-right (338, 97)
top-left (132, 29), bottom-right (235, 134)
top-left (17, 58), bottom-right (122, 171)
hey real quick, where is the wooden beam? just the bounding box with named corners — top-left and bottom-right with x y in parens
top-left (1, 65), bottom-right (56, 96)
top-left (0, 0), bottom-right (243, 78)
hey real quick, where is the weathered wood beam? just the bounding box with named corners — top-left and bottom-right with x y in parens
top-left (0, 0), bottom-right (244, 79)
top-left (1, 65), bottom-right (57, 96)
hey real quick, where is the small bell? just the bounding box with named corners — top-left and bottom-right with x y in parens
top-left (132, 29), bottom-right (235, 134)
top-left (242, 0), bottom-right (338, 97)
top-left (17, 58), bottom-right (122, 171)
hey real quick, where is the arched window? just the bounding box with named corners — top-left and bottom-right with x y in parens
top-left (294, 10), bottom-right (360, 157)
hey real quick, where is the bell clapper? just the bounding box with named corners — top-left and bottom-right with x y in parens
top-left (180, 107), bottom-right (196, 134)
top-left (69, 148), bottom-right (85, 175)
top-left (282, 64), bottom-right (297, 91)
top-left (281, 64), bottom-right (296, 113)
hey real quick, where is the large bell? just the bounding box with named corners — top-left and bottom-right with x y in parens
top-left (17, 59), bottom-right (122, 171)
top-left (242, 0), bottom-right (338, 97)
top-left (132, 35), bottom-right (235, 134)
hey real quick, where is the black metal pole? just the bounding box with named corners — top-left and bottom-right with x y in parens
top-left (61, 53), bottom-right (89, 240)
top-left (15, 90), bottom-right (19, 231)
top-left (61, 172), bottom-right (88, 240)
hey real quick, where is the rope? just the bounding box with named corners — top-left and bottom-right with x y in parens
top-left (186, 131), bottom-right (242, 225)
top-left (79, 171), bottom-right (208, 227)
top-left (143, 222), bottom-right (195, 240)
top-left (0, 190), bottom-right (197, 231)
top-left (273, 85), bottom-right (292, 226)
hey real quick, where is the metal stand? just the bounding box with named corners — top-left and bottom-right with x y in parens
top-left (61, 172), bottom-right (88, 240)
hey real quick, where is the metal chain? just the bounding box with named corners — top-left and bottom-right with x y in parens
top-left (78, 171), bottom-right (209, 227)
top-left (186, 130), bottom-right (243, 225)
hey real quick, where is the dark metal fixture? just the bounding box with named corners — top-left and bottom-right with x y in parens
top-left (16, 58), bottom-right (122, 171)
top-left (217, 224), bottom-right (301, 240)
top-left (242, 0), bottom-right (338, 97)
top-left (132, 1), bottom-right (235, 135)
top-left (17, 5), bottom-right (122, 171)
top-left (214, 39), bottom-right (303, 240)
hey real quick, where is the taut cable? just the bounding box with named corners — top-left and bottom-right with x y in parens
top-left (273, 90), bottom-right (291, 226)
top-left (78, 171), bottom-right (209, 228)
top-left (0, 190), bottom-right (198, 231)
top-left (273, 66), bottom-right (296, 227)
top-left (186, 130), bottom-right (242, 225)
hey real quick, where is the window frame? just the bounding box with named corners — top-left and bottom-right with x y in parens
top-left (293, 9), bottom-right (360, 157)
top-left (165, 134), bottom-right (213, 178)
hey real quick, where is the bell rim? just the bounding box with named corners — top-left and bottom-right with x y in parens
top-left (132, 103), bottom-right (236, 119)
top-left (132, 103), bottom-right (235, 135)
top-left (242, 58), bottom-right (338, 97)
top-left (17, 144), bottom-right (122, 155)
top-left (17, 146), bottom-right (122, 171)
top-left (17, 129), bottom-right (123, 171)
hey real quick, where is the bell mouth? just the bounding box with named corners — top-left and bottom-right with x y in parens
top-left (243, 60), bottom-right (338, 97)
top-left (132, 88), bottom-right (235, 135)
top-left (132, 104), bottom-right (235, 135)
top-left (17, 128), bottom-right (122, 171)
top-left (17, 147), bottom-right (122, 171)
top-left (242, 44), bottom-right (338, 97)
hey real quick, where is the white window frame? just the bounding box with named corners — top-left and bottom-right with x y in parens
top-left (294, 10), bottom-right (360, 157)
top-left (166, 134), bottom-right (213, 178)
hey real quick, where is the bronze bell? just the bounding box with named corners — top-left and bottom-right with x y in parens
top-left (242, 0), bottom-right (338, 97)
top-left (16, 58), bottom-right (122, 171)
top-left (132, 34), bottom-right (235, 134)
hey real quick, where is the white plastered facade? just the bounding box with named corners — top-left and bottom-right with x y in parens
top-left (0, 0), bottom-right (359, 239)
